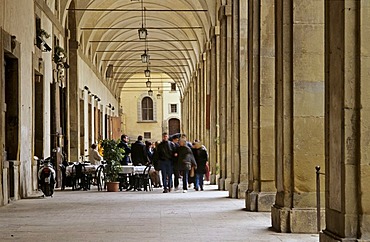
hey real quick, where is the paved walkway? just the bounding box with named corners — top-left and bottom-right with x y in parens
top-left (0, 185), bottom-right (319, 242)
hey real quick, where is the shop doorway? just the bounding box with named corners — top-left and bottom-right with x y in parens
top-left (168, 118), bottom-right (180, 135)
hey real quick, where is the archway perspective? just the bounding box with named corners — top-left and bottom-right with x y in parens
top-left (0, 1), bottom-right (369, 241)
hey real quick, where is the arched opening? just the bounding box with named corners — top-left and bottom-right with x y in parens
top-left (141, 97), bottom-right (154, 121)
top-left (168, 118), bottom-right (180, 135)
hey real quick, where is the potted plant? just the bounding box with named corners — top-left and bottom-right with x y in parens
top-left (53, 45), bottom-right (67, 64)
top-left (101, 139), bottom-right (124, 192)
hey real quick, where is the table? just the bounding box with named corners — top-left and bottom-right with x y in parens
top-left (118, 165), bottom-right (153, 175)
top-left (66, 163), bottom-right (99, 176)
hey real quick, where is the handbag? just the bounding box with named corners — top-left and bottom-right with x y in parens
top-left (189, 166), bottom-right (195, 177)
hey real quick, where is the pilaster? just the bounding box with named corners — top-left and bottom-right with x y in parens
top-left (272, 0), bottom-right (325, 233)
top-left (320, 1), bottom-right (370, 241)
top-left (245, 0), bottom-right (276, 210)
top-left (238, 0), bottom-right (249, 197)
top-left (209, 28), bottom-right (219, 185)
top-left (218, 4), bottom-right (228, 190)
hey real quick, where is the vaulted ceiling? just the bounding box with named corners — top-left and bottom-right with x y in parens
top-left (62, 0), bottom-right (217, 97)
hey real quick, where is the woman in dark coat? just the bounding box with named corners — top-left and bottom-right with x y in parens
top-left (192, 141), bottom-right (209, 191)
top-left (178, 139), bottom-right (197, 193)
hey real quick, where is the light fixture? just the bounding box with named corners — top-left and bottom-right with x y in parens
top-left (141, 50), bottom-right (149, 63)
top-left (138, 2), bottom-right (147, 39)
top-left (148, 89), bottom-right (153, 96)
top-left (146, 79), bottom-right (152, 88)
top-left (138, 27), bottom-right (147, 40)
top-left (144, 68), bottom-right (150, 77)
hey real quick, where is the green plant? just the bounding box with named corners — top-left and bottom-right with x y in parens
top-left (39, 29), bottom-right (50, 39)
top-left (101, 139), bottom-right (124, 182)
top-left (53, 45), bottom-right (67, 63)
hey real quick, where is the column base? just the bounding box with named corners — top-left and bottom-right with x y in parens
top-left (272, 205), bottom-right (324, 233)
top-left (229, 182), bottom-right (239, 198)
top-left (225, 178), bottom-right (232, 192)
top-left (218, 177), bottom-right (226, 190)
top-left (320, 230), bottom-right (357, 242)
top-left (210, 174), bottom-right (218, 185)
top-left (238, 182), bottom-right (248, 199)
top-left (271, 204), bottom-right (291, 232)
top-left (245, 191), bottom-right (276, 212)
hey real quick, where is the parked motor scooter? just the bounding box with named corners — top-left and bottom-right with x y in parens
top-left (36, 157), bottom-right (56, 197)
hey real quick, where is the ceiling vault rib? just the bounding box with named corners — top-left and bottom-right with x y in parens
top-left (68, 8), bottom-right (208, 12)
top-left (96, 49), bottom-right (194, 53)
top-left (81, 27), bottom-right (203, 30)
top-left (90, 40), bottom-right (198, 43)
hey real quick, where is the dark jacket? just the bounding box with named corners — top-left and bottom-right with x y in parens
top-left (154, 140), bottom-right (175, 162)
top-left (118, 141), bottom-right (131, 165)
top-left (172, 142), bottom-right (180, 170)
top-left (192, 147), bottom-right (208, 174)
top-left (131, 141), bottom-right (148, 166)
top-left (178, 146), bottom-right (197, 171)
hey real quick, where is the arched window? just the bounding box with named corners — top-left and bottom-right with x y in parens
top-left (142, 97), bottom-right (154, 121)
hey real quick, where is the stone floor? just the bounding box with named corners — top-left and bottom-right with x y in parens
top-left (0, 185), bottom-right (319, 242)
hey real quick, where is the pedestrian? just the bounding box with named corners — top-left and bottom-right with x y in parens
top-left (192, 141), bottom-right (208, 191)
top-left (118, 134), bottom-right (131, 165)
top-left (178, 138), bottom-right (197, 193)
top-left (131, 135), bottom-right (149, 166)
top-left (171, 134), bottom-right (181, 190)
top-left (152, 141), bottom-right (162, 188)
top-left (153, 133), bottom-right (175, 193)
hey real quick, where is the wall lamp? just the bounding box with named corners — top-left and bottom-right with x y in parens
top-left (146, 79), bottom-right (152, 88)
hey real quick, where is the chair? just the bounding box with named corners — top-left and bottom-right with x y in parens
top-left (96, 165), bottom-right (106, 191)
top-left (71, 163), bottom-right (87, 191)
top-left (142, 165), bottom-right (153, 192)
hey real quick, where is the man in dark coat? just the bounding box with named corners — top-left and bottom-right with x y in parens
top-left (153, 132), bottom-right (175, 193)
top-left (171, 134), bottom-right (181, 190)
top-left (118, 134), bottom-right (131, 165)
top-left (130, 135), bottom-right (149, 166)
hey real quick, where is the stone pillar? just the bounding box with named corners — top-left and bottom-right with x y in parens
top-left (271, 0), bottom-right (325, 233)
top-left (320, 1), bottom-right (370, 241)
top-left (225, 0), bottom-right (233, 193)
top-left (209, 29), bottom-right (220, 185)
top-left (238, 0), bottom-right (249, 198)
top-left (245, 0), bottom-right (276, 211)
top-left (91, 94), bottom-right (95, 144)
top-left (218, 3), bottom-right (229, 191)
top-left (102, 104), bottom-right (106, 140)
top-left (83, 89), bottom-right (89, 158)
top-left (229, 0), bottom-right (241, 199)
top-left (67, 39), bottom-right (80, 161)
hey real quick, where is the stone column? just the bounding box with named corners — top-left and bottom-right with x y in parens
top-left (238, 0), bottom-right (249, 198)
top-left (218, 3), bottom-right (228, 190)
top-left (229, 0), bottom-right (241, 198)
top-left (209, 29), bottom-right (219, 185)
top-left (83, 89), bottom-right (89, 158)
top-left (320, 1), bottom-right (370, 241)
top-left (245, 0), bottom-right (276, 211)
top-left (225, 0), bottom-right (233, 193)
top-left (102, 104), bottom-right (106, 140)
top-left (91, 94), bottom-right (95, 144)
top-left (67, 39), bottom-right (80, 161)
top-left (271, 0), bottom-right (325, 233)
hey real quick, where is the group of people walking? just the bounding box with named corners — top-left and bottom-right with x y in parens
top-left (118, 132), bottom-right (209, 193)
